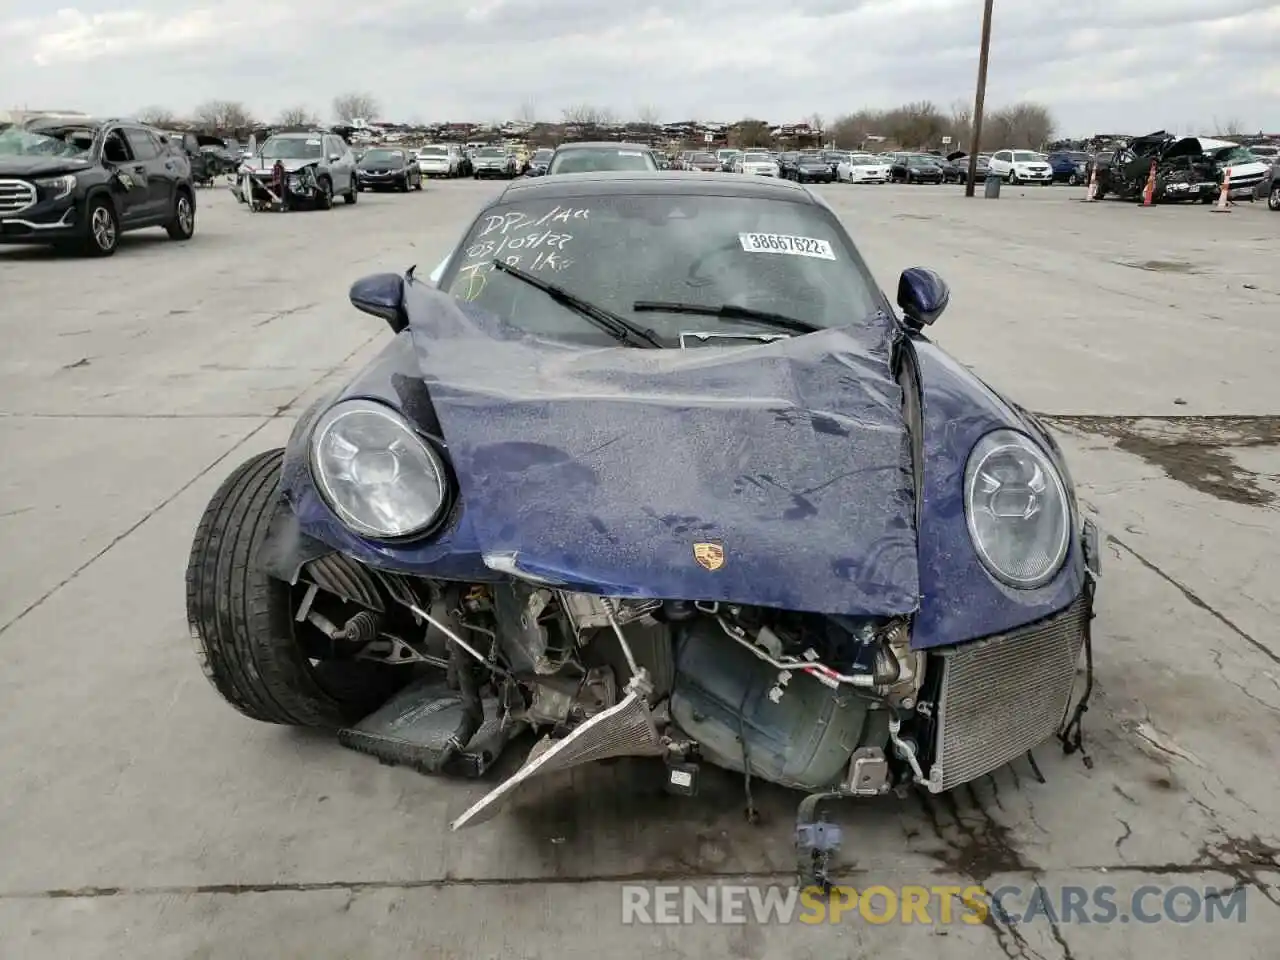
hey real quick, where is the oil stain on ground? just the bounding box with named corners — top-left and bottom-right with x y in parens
top-left (1042, 415), bottom-right (1280, 507)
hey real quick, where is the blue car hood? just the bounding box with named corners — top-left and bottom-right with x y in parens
top-left (404, 282), bottom-right (920, 617)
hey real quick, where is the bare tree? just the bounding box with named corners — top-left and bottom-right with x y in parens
top-left (1211, 115), bottom-right (1247, 137)
top-left (192, 100), bottom-right (255, 132)
top-left (517, 98), bottom-right (538, 123)
top-left (983, 102), bottom-right (1055, 149)
top-left (276, 106), bottom-right (318, 127)
top-left (332, 92), bottom-right (380, 124)
top-left (830, 110), bottom-right (879, 149)
top-left (137, 105), bottom-right (178, 126)
top-left (561, 103), bottom-right (615, 126)
top-left (808, 112), bottom-right (824, 144)
top-left (948, 100), bottom-right (973, 151)
top-left (635, 103), bottom-right (660, 129)
top-left (733, 118), bottom-right (770, 148)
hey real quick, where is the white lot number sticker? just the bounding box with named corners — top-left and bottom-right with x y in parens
top-left (739, 232), bottom-right (836, 260)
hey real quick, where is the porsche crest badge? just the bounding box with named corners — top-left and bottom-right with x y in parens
top-left (693, 541), bottom-right (725, 571)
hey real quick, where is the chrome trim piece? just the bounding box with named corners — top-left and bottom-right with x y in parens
top-left (0, 179), bottom-right (38, 215)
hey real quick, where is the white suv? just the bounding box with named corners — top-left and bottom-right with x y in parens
top-left (416, 144), bottom-right (462, 178)
top-left (988, 150), bottom-right (1053, 185)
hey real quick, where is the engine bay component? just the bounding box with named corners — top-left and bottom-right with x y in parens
top-left (669, 619), bottom-right (873, 791)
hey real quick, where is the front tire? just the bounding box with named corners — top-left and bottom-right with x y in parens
top-left (81, 198), bottom-right (119, 257)
top-left (165, 188), bottom-right (195, 240)
top-left (1268, 185), bottom-right (1280, 211)
top-left (185, 449), bottom-right (402, 727)
top-left (315, 177), bottom-right (333, 210)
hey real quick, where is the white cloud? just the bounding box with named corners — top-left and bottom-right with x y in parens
top-left (1, 0), bottom-right (1277, 134)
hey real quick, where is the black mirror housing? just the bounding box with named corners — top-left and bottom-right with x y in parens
top-left (349, 273), bottom-right (409, 333)
top-left (896, 267), bottom-right (950, 328)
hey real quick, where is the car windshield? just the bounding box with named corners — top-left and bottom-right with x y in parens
top-left (363, 149), bottom-right (402, 164)
top-left (420, 146), bottom-right (447, 156)
top-left (850, 155), bottom-right (877, 163)
top-left (1211, 146), bottom-right (1258, 163)
top-left (691, 153), bottom-right (716, 163)
top-left (534, 149), bottom-right (553, 160)
top-left (261, 137), bottom-right (323, 159)
top-left (549, 148), bottom-right (657, 174)
top-left (907, 156), bottom-right (934, 166)
top-left (477, 148), bottom-right (505, 157)
top-left (743, 152), bottom-right (771, 162)
top-left (439, 194), bottom-right (883, 345)
top-left (0, 125), bottom-right (94, 157)
top-left (1012, 151), bottom-right (1040, 162)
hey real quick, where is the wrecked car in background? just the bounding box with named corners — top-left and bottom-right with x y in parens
top-left (185, 171), bottom-right (1100, 890)
top-left (0, 116), bottom-right (195, 256)
top-left (1090, 131), bottom-right (1268, 203)
top-left (235, 131), bottom-right (357, 210)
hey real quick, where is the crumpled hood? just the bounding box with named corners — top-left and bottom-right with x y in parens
top-left (403, 282), bottom-right (919, 617)
top-left (0, 155), bottom-right (93, 178)
top-left (242, 157), bottom-right (319, 173)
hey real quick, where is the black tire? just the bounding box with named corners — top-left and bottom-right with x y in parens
top-left (1068, 173), bottom-right (1080, 186)
top-left (414, 176), bottom-right (423, 191)
top-left (399, 175), bottom-right (410, 193)
top-left (315, 177), bottom-right (333, 210)
top-left (344, 179), bottom-right (358, 204)
top-left (165, 188), bottom-right (195, 241)
top-left (1267, 186), bottom-right (1279, 211)
top-left (185, 449), bottom-right (404, 727)
top-left (81, 197), bottom-right (119, 257)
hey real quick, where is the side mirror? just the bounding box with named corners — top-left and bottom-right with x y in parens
top-left (329, 154), bottom-right (342, 163)
top-left (349, 272), bottom-right (408, 333)
top-left (897, 267), bottom-right (950, 328)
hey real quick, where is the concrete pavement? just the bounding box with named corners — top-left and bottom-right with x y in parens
top-left (1, 179), bottom-right (1276, 958)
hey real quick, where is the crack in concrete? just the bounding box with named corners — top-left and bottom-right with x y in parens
top-left (0, 331), bottom-right (381, 638)
top-left (1106, 534), bottom-right (1279, 666)
top-left (2, 859), bottom-right (1277, 901)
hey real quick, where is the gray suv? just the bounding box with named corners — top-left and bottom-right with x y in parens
top-left (237, 131), bottom-right (357, 207)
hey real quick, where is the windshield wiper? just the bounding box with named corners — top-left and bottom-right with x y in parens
top-left (632, 300), bottom-right (820, 336)
top-left (491, 259), bottom-right (662, 348)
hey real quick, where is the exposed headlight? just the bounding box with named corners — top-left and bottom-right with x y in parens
top-left (33, 174), bottom-right (76, 199)
top-left (310, 399), bottom-right (449, 539)
top-left (964, 430), bottom-right (1071, 588)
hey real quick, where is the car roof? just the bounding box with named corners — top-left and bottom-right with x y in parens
top-left (553, 141), bottom-right (652, 151)
top-left (271, 131), bottom-right (328, 139)
top-left (495, 170), bottom-right (816, 205)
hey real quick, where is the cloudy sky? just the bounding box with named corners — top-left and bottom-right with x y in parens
top-left (2, 1), bottom-right (1278, 135)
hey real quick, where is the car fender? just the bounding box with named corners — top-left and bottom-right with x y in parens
top-left (260, 330), bottom-right (493, 584)
top-left (911, 337), bottom-right (1086, 648)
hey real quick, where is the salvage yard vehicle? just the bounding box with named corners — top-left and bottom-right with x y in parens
top-left (236, 131), bottom-right (357, 210)
top-left (732, 150), bottom-right (780, 177)
top-left (789, 151), bottom-right (835, 183)
top-left (836, 153), bottom-right (891, 183)
top-left (987, 150), bottom-right (1053, 185)
top-left (546, 142), bottom-right (659, 175)
top-left (889, 154), bottom-right (945, 184)
top-left (1047, 150), bottom-right (1090, 185)
top-left (357, 147), bottom-right (422, 192)
top-left (186, 170), bottom-right (1099, 889)
top-left (416, 143), bottom-right (464, 178)
top-left (471, 146), bottom-right (519, 179)
top-left (0, 116), bottom-right (196, 256)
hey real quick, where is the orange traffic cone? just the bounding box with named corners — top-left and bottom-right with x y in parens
top-left (1141, 160), bottom-right (1156, 206)
top-left (1084, 163), bottom-right (1098, 201)
top-left (1212, 168), bottom-right (1232, 212)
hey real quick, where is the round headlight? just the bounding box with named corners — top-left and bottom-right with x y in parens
top-left (310, 399), bottom-right (447, 539)
top-left (964, 430), bottom-right (1071, 589)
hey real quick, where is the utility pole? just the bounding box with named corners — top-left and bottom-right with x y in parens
top-left (964, 0), bottom-right (995, 197)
